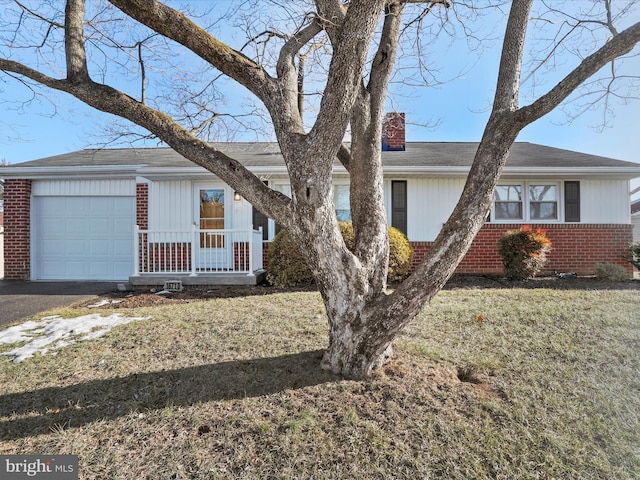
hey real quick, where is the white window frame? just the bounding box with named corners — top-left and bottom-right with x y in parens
top-left (493, 184), bottom-right (523, 221)
top-left (528, 183), bottom-right (559, 221)
top-left (491, 181), bottom-right (561, 223)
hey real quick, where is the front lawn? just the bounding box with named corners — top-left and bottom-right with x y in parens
top-left (1, 287), bottom-right (638, 479)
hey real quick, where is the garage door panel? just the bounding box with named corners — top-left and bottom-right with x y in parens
top-left (89, 239), bottom-right (110, 255)
top-left (114, 218), bottom-right (133, 234)
top-left (89, 262), bottom-right (111, 277)
top-left (41, 239), bottom-right (65, 256)
top-left (34, 196), bottom-right (135, 280)
top-left (66, 262), bottom-right (85, 277)
top-left (42, 218), bottom-right (65, 234)
top-left (89, 218), bottom-right (110, 234)
top-left (41, 262), bottom-right (64, 278)
top-left (112, 260), bottom-right (132, 271)
top-left (69, 219), bottom-right (90, 234)
top-left (113, 239), bottom-right (132, 255)
top-left (66, 199), bottom-right (87, 214)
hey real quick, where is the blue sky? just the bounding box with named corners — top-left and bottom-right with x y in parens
top-left (1, 2), bottom-right (639, 195)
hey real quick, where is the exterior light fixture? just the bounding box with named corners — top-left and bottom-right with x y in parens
top-left (234, 191), bottom-right (242, 201)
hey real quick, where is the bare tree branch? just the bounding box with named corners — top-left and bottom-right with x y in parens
top-left (64, 0), bottom-right (89, 82)
top-left (108, 0), bottom-right (277, 105)
top-left (516, 21), bottom-right (640, 125)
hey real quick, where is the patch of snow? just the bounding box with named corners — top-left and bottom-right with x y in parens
top-left (87, 299), bottom-right (123, 308)
top-left (0, 313), bottom-right (150, 363)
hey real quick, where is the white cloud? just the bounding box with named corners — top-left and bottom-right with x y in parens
top-left (0, 313), bottom-right (150, 362)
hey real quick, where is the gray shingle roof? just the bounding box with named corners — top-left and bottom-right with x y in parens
top-left (4, 141), bottom-right (640, 170)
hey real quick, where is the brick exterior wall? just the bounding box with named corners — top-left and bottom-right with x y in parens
top-left (411, 223), bottom-right (634, 276)
top-left (4, 179), bottom-right (31, 279)
top-left (136, 183), bottom-right (149, 229)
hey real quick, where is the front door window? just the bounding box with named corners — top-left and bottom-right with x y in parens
top-left (199, 189), bottom-right (225, 247)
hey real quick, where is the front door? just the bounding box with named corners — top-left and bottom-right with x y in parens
top-left (196, 185), bottom-right (230, 270)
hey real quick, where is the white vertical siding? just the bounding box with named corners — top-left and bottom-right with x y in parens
top-left (32, 179), bottom-right (135, 196)
top-left (148, 180), bottom-right (253, 231)
top-left (404, 178), bottom-right (465, 242)
top-left (231, 196), bottom-right (253, 231)
top-left (148, 180), bottom-right (193, 230)
top-left (146, 177), bottom-right (632, 237)
top-left (580, 179), bottom-right (630, 223)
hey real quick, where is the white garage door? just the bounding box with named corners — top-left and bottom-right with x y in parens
top-left (33, 196), bottom-right (135, 280)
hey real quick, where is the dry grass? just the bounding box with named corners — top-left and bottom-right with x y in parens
top-left (1, 287), bottom-right (639, 479)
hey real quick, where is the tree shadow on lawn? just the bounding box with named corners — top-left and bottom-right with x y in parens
top-left (0, 349), bottom-right (336, 441)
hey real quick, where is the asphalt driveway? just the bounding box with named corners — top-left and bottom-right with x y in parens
top-left (0, 281), bottom-right (118, 328)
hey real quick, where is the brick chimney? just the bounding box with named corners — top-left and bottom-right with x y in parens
top-left (382, 112), bottom-right (405, 151)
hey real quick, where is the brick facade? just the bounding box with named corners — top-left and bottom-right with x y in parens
top-left (410, 223), bottom-right (634, 276)
top-left (4, 179), bottom-right (31, 279)
top-left (136, 183), bottom-right (149, 229)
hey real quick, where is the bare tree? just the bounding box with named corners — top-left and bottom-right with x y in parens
top-left (0, 0), bottom-right (639, 378)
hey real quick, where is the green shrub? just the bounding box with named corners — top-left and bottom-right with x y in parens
top-left (595, 262), bottom-right (629, 282)
top-left (266, 230), bottom-right (314, 288)
top-left (387, 226), bottom-right (414, 281)
top-left (498, 225), bottom-right (552, 281)
top-left (337, 222), bottom-right (414, 282)
top-left (266, 222), bottom-right (414, 287)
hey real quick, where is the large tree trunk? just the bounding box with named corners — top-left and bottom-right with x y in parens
top-left (322, 315), bottom-right (395, 379)
top-left (314, 112), bottom-right (522, 379)
top-left (314, 256), bottom-right (396, 379)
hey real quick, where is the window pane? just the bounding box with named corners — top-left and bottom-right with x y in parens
top-left (529, 185), bottom-right (557, 220)
top-left (495, 202), bottom-right (522, 219)
top-left (495, 186), bottom-right (522, 219)
top-left (495, 185), bottom-right (522, 201)
top-left (530, 202), bottom-right (557, 220)
top-left (334, 185), bottom-right (351, 221)
top-left (199, 189), bottom-right (225, 247)
top-left (529, 185), bottom-right (557, 202)
top-left (391, 181), bottom-right (407, 235)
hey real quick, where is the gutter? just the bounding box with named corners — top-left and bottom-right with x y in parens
top-left (0, 165), bottom-right (142, 179)
top-left (1, 164), bottom-right (639, 180)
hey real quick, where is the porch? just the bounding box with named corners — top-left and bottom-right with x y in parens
top-left (129, 226), bottom-right (266, 287)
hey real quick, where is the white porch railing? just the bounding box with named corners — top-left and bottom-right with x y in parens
top-left (133, 226), bottom-right (264, 276)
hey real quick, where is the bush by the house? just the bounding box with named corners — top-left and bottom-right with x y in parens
top-left (595, 262), bottom-right (629, 282)
top-left (338, 222), bottom-right (414, 282)
top-left (626, 242), bottom-right (640, 270)
top-left (498, 225), bottom-right (552, 280)
top-left (267, 222), bottom-right (414, 287)
top-left (266, 230), bottom-right (315, 288)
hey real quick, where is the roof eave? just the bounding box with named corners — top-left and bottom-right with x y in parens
top-left (501, 166), bottom-right (640, 179)
top-left (0, 164), bottom-right (142, 179)
top-left (2, 164), bottom-right (639, 180)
